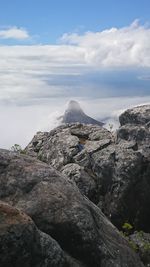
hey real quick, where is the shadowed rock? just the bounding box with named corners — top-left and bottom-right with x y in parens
top-left (128, 232), bottom-right (150, 267)
top-left (0, 201), bottom-right (71, 267)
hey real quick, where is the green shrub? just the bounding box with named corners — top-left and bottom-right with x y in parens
top-left (122, 222), bottom-right (133, 236)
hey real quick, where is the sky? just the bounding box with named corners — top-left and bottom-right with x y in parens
top-left (0, 0), bottom-right (150, 148)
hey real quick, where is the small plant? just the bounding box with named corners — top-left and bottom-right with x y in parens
top-left (122, 222), bottom-right (133, 236)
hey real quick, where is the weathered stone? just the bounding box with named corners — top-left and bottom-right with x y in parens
top-left (25, 124), bottom-right (112, 203)
top-left (89, 128), bottom-right (112, 141)
top-left (119, 105), bottom-right (150, 126)
top-left (117, 124), bottom-right (150, 145)
top-left (91, 144), bottom-right (150, 232)
top-left (26, 128), bottom-right (79, 170)
top-left (61, 163), bottom-right (97, 202)
top-left (84, 139), bottom-right (111, 154)
top-left (25, 115), bottom-right (150, 234)
top-left (25, 124), bottom-right (112, 170)
top-left (0, 201), bottom-right (69, 267)
top-left (129, 231), bottom-right (150, 267)
top-left (0, 149), bottom-right (143, 267)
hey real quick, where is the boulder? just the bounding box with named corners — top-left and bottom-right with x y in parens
top-left (0, 149), bottom-right (143, 267)
top-left (119, 105), bottom-right (150, 126)
top-left (117, 124), bottom-right (150, 145)
top-left (0, 201), bottom-right (69, 267)
top-left (91, 143), bottom-right (150, 231)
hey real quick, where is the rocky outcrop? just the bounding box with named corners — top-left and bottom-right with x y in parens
top-left (0, 149), bottom-right (144, 267)
top-left (1, 104), bottom-right (150, 267)
top-left (25, 105), bottom-right (150, 236)
top-left (25, 124), bottom-right (112, 202)
top-left (0, 201), bottom-right (70, 267)
top-left (61, 100), bottom-right (104, 126)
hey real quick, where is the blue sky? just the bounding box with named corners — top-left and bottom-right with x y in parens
top-left (0, 0), bottom-right (150, 44)
top-left (0, 0), bottom-right (150, 148)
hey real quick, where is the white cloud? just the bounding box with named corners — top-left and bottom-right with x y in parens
top-left (61, 20), bottom-right (150, 67)
top-left (0, 26), bottom-right (29, 40)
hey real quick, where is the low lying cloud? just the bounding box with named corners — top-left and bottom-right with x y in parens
top-left (0, 26), bottom-right (29, 40)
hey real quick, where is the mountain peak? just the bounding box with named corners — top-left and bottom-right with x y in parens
top-left (62, 100), bottom-right (104, 126)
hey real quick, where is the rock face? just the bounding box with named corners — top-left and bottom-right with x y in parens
top-left (25, 105), bottom-right (150, 235)
top-left (62, 100), bottom-right (104, 126)
top-left (0, 149), bottom-right (143, 267)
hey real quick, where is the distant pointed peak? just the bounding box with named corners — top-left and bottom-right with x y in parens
top-left (61, 100), bottom-right (104, 127)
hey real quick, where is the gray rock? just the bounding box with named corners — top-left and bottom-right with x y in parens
top-left (61, 163), bottom-right (97, 202)
top-left (0, 149), bottom-right (143, 267)
top-left (84, 139), bottom-right (111, 154)
top-left (129, 231), bottom-right (150, 267)
top-left (89, 128), bottom-right (112, 140)
top-left (25, 124), bottom-right (112, 202)
top-left (0, 201), bottom-right (69, 267)
top-left (25, 120), bottom-right (150, 233)
top-left (26, 127), bottom-right (79, 170)
top-left (25, 124), bottom-right (112, 168)
top-left (117, 124), bottom-right (150, 145)
top-left (119, 105), bottom-right (150, 126)
top-left (91, 143), bottom-right (150, 232)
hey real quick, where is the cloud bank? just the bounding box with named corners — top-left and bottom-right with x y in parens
top-left (0, 20), bottom-right (150, 105)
